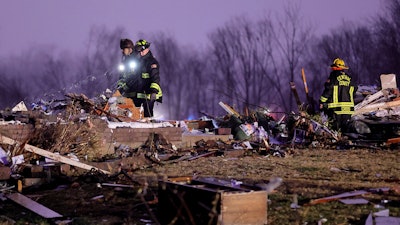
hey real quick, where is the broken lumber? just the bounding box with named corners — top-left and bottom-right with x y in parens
top-left (353, 99), bottom-right (400, 116)
top-left (66, 92), bottom-right (124, 122)
top-left (301, 68), bottom-right (315, 114)
top-left (0, 134), bottom-right (111, 174)
top-left (309, 119), bottom-right (339, 141)
top-left (188, 151), bottom-right (216, 161)
top-left (354, 89), bottom-right (388, 110)
top-left (306, 190), bottom-right (369, 205)
top-left (290, 82), bottom-right (302, 111)
top-left (101, 183), bottom-right (134, 188)
top-left (218, 101), bottom-right (240, 117)
top-left (6, 192), bottom-right (62, 218)
top-left (385, 137), bottom-right (400, 145)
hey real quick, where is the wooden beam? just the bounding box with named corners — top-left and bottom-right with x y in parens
top-left (290, 82), bottom-right (302, 111)
top-left (306, 190), bottom-right (369, 205)
top-left (385, 137), bottom-right (400, 145)
top-left (353, 99), bottom-right (400, 116)
top-left (218, 101), bottom-right (240, 117)
top-left (6, 192), bottom-right (62, 218)
top-left (354, 89), bottom-right (386, 110)
top-left (0, 134), bottom-right (110, 174)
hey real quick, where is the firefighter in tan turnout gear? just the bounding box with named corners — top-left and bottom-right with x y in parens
top-left (320, 58), bottom-right (357, 133)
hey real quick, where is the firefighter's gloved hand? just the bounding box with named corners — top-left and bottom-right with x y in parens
top-left (320, 103), bottom-right (329, 114)
top-left (117, 81), bottom-right (128, 92)
top-left (150, 93), bottom-right (157, 102)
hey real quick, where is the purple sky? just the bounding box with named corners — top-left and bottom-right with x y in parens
top-left (0, 0), bottom-right (383, 57)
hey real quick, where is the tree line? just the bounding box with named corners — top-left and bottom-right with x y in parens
top-left (0, 0), bottom-right (399, 120)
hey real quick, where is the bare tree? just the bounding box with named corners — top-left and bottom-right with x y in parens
top-left (0, 64), bottom-right (29, 109)
top-left (75, 25), bottom-right (125, 97)
top-left (373, 0), bottom-right (400, 76)
top-left (305, 20), bottom-right (386, 103)
top-left (31, 49), bottom-right (78, 101)
top-left (180, 47), bottom-right (211, 118)
top-left (347, 26), bottom-right (380, 85)
top-left (0, 49), bottom-right (70, 108)
top-left (208, 15), bottom-right (287, 114)
top-left (208, 24), bottom-right (239, 109)
top-left (151, 33), bottom-right (186, 119)
top-left (0, 26), bottom-right (126, 109)
top-left (272, 1), bottom-right (314, 111)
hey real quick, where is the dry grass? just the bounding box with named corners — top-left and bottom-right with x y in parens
top-left (148, 148), bottom-right (400, 225)
top-left (3, 148), bottom-right (400, 225)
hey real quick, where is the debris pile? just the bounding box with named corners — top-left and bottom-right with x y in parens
top-left (350, 74), bottom-right (400, 146)
top-left (0, 83), bottom-right (399, 224)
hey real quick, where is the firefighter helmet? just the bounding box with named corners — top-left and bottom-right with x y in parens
top-left (330, 58), bottom-right (349, 70)
top-left (120, 39), bottom-right (134, 49)
top-left (135, 39), bottom-right (151, 52)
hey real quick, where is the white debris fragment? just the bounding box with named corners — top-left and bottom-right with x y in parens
top-left (11, 101), bottom-right (28, 112)
top-left (256, 177), bottom-right (283, 194)
top-left (107, 120), bottom-right (174, 129)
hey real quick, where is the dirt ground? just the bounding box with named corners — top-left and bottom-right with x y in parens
top-left (1, 148), bottom-right (400, 225)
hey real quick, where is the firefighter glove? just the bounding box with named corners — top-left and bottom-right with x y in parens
top-left (117, 80), bottom-right (128, 92)
top-left (150, 93), bottom-right (157, 102)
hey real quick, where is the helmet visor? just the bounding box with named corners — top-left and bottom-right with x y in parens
top-left (135, 45), bottom-right (146, 52)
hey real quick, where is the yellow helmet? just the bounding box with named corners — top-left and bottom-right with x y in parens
top-left (135, 39), bottom-right (151, 52)
top-left (330, 58), bottom-right (349, 70)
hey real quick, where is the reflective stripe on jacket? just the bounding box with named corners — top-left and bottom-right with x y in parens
top-left (320, 70), bottom-right (357, 115)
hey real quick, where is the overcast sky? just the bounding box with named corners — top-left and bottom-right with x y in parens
top-left (0, 0), bottom-right (383, 57)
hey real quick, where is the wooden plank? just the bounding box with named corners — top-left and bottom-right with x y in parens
top-left (218, 102), bottom-right (240, 117)
top-left (338, 198), bottom-right (369, 205)
top-left (302, 68), bottom-right (316, 114)
top-left (385, 137), bottom-right (400, 145)
top-left (290, 82), bottom-right (302, 110)
top-left (6, 192), bottom-right (62, 218)
top-left (221, 191), bottom-right (267, 225)
top-left (188, 151), bottom-right (216, 161)
top-left (101, 183), bottom-right (134, 188)
top-left (307, 190), bottom-right (369, 205)
top-left (353, 99), bottom-right (400, 116)
top-left (0, 134), bottom-right (110, 174)
top-left (354, 90), bottom-right (386, 110)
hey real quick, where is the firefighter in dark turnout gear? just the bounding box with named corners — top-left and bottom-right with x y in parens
top-left (320, 58), bottom-right (357, 132)
top-left (135, 39), bottom-right (162, 117)
top-left (117, 38), bottom-right (137, 92)
top-left (117, 39), bottom-right (162, 118)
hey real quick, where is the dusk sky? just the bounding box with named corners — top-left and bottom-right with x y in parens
top-left (0, 0), bottom-right (383, 57)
